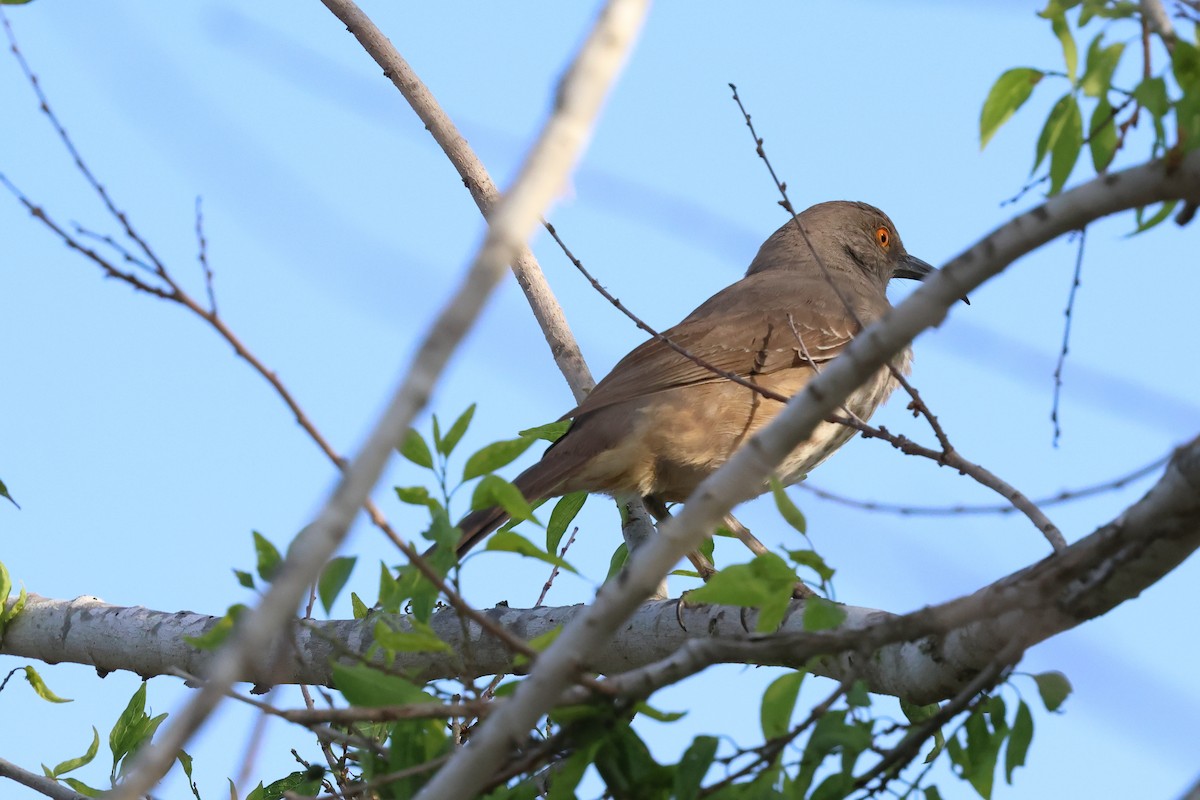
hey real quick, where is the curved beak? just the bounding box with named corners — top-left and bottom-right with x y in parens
top-left (894, 253), bottom-right (934, 281)
top-left (895, 254), bottom-right (970, 305)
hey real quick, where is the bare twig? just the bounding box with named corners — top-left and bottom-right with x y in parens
top-left (195, 196), bottom-right (217, 315)
top-left (730, 84), bottom-right (1065, 551)
top-left (796, 451), bottom-right (1171, 516)
top-left (1052, 228), bottom-right (1087, 446)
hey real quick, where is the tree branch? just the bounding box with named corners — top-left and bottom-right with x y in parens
top-left (103, 0), bottom-right (645, 795)
top-left (8, 433), bottom-right (1197, 710)
top-left (419, 151), bottom-right (1200, 792)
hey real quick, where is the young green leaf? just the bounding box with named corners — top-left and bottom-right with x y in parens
top-left (518, 419), bottom-right (572, 443)
top-left (1132, 76), bottom-right (1169, 117)
top-left (1048, 96), bottom-right (1083, 194)
top-left (1033, 670), bottom-right (1072, 711)
top-left (23, 665), bottom-right (71, 703)
top-left (399, 428), bottom-right (434, 469)
top-left (63, 777), bottom-right (102, 798)
top-left (673, 736), bottom-right (719, 800)
top-left (251, 531), bottom-right (282, 583)
top-left (787, 548), bottom-right (835, 584)
top-left (546, 492), bottom-right (587, 554)
top-left (687, 553), bottom-right (798, 632)
top-left (1081, 38), bottom-right (1124, 97)
top-left (471, 474), bottom-right (537, 524)
top-left (1131, 200), bottom-right (1179, 234)
top-left (1049, 11), bottom-right (1078, 84)
top-left (257, 769), bottom-right (325, 800)
top-left (769, 477), bottom-right (806, 534)
top-left (1088, 97), bottom-right (1118, 171)
top-left (462, 437), bottom-right (537, 481)
top-left (802, 596), bottom-right (847, 631)
top-left (0, 477), bottom-right (18, 508)
top-left (373, 619), bottom-right (453, 654)
top-left (485, 530), bottom-right (577, 572)
top-left (232, 569), bottom-right (255, 590)
top-left (438, 404), bottom-right (476, 457)
top-left (606, 542), bottom-right (628, 582)
top-left (760, 671), bottom-right (804, 740)
top-left (49, 727), bottom-right (100, 777)
top-left (350, 591), bottom-right (369, 620)
top-left (1005, 700), bottom-right (1034, 783)
top-left (317, 556), bottom-right (356, 614)
top-left (1033, 93), bottom-right (1074, 173)
top-left (980, 67), bottom-right (1044, 148)
top-left (331, 661), bottom-right (436, 707)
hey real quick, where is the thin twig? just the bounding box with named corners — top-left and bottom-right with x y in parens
top-left (195, 196), bottom-right (217, 315)
top-left (1052, 228), bottom-right (1086, 446)
top-left (730, 84), bottom-right (1065, 552)
top-left (797, 450), bottom-right (1170, 516)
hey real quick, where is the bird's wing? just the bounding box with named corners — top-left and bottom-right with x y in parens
top-left (567, 274), bottom-right (861, 418)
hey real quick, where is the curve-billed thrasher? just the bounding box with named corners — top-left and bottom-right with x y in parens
top-left (454, 200), bottom-right (933, 555)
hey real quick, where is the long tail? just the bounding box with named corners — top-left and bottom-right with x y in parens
top-left (452, 455), bottom-right (571, 557)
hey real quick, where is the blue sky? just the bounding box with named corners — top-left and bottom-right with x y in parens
top-left (2, 2), bottom-right (1198, 798)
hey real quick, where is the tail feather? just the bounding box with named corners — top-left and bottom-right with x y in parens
top-left (453, 456), bottom-right (569, 556)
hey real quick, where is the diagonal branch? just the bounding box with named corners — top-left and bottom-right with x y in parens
top-left (105, 0), bottom-right (646, 796)
top-left (423, 149), bottom-right (1200, 794)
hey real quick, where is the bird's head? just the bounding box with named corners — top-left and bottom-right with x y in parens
top-left (746, 200), bottom-right (935, 291)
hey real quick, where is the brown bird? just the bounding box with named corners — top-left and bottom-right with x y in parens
top-left (454, 200), bottom-right (934, 556)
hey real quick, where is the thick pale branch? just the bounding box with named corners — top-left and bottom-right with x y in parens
top-left (427, 147), bottom-right (1200, 792)
top-left (7, 434), bottom-right (1198, 706)
top-left (103, 0), bottom-right (644, 795)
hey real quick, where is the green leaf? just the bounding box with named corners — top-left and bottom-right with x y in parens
top-left (399, 428), bottom-right (434, 469)
top-left (0, 477), bottom-right (18, 508)
top-left (1081, 38), bottom-right (1124, 97)
top-left (925, 787), bottom-right (945, 800)
top-left (518, 419), bottom-right (572, 443)
top-left (962, 706), bottom-right (1001, 799)
top-left (1088, 96), bottom-right (1118, 171)
top-left (1173, 39), bottom-right (1200, 99)
top-left (373, 618), bottom-right (452, 654)
top-left (674, 736), bottom-right (719, 800)
top-left (760, 671), bottom-right (804, 739)
top-left (109, 683), bottom-right (167, 775)
top-left (633, 701), bottom-right (685, 723)
top-left (546, 492), bottom-right (587, 554)
top-left (350, 592), bottom-right (369, 620)
top-left (438, 404), bottom-right (476, 457)
top-left (462, 437), bottom-right (537, 481)
top-left (1034, 93), bottom-right (1071, 173)
top-left (49, 728), bottom-right (99, 776)
top-left (1005, 700), bottom-right (1034, 783)
top-left (485, 530), bottom-right (577, 572)
top-left (606, 542), bottom-right (629, 582)
top-left (1033, 670), bottom-right (1072, 711)
top-left (0, 560), bottom-right (12, 616)
top-left (62, 778), bottom-right (102, 798)
top-left (980, 67), bottom-right (1044, 148)
top-left (317, 556), bottom-right (356, 614)
top-left (514, 625), bottom-right (564, 668)
top-left (594, 725), bottom-right (672, 799)
top-left (0, 1), bottom-right (37, 6)
top-left (395, 484), bottom-right (440, 510)
top-left (331, 661), bottom-right (436, 707)
top-left (257, 769), bottom-right (325, 800)
top-left (1133, 76), bottom-right (1169, 117)
top-left (184, 604), bottom-right (246, 649)
top-left (1048, 95), bottom-right (1083, 194)
top-left (548, 743), bottom-right (600, 800)
top-left (686, 552), bottom-right (798, 632)
top-left (1050, 10), bottom-right (1078, 84)
top-left (471, 474), bottom-right (537, 524)
top-left (1131, 200), bottom-right (1179, 234)
top-left (23, 666), bottom-right (71, 703)
top-left (787, 548), bottom-right (835, 584)
top-left (232, 569), bottom-right (255, 590)
top-left (802, 597), bottom-right (846, 631)
top-left (769, 478), bottom-right (806, 534)
top-left (251, 531), bottom-right (282, 583)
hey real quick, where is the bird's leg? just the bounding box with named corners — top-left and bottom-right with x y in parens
top-left (643, 496), bottom-right (719, 582)
top-left (617, 493), bottom-right (669, 600)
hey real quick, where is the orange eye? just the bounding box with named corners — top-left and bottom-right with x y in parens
top-left (875, 226), bottom-right (891, 249)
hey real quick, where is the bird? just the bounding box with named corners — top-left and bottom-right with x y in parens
top-left (453, 200), bottom-right (934, 557)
